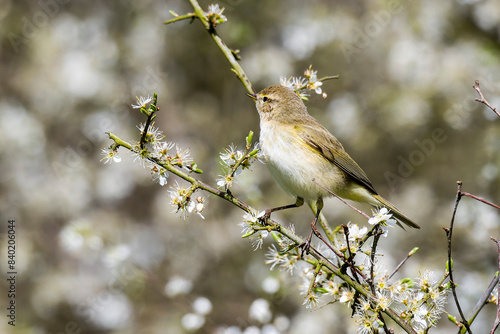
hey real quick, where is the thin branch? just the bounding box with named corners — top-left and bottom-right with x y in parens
top-left (186, 0), bottom-right (254, 94)
top-left (473, 80), bottom-right (500, 118)
top-left (369, 226), bottom-right (382, 294)
top-left (465, 274), bottom-right (499, 331)
top-left (461, 192), bottom-right (500, 210)
top-left (341, 224), bottom-right (363, 284)
top-left (164, 12), bottom-right (196, 25)
top-left (446, 181), bottom-right (473, 334)
top-left (490, 238), bottom-right (500, 334)
top-left (294, 74), bottom-right (341, 92)
top-left (389, 247), bottom-right (419, 280)
top-left (309, 222), bottom-right (368, 283)
top-left (139, 94), bottom-right (158, 149)
top-left (107, 132), bottom-right (252, 213)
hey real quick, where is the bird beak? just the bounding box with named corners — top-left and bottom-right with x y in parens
top-left (247, 93), bottom-right (257, 100)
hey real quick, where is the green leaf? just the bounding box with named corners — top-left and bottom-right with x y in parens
top-left (241, 230), bottom-right (256, 238)
top-left (399, 278), bottom-right (416, 288)
top-left (447, 314), bottom-right (457, 324)
top-left (190, 162), bottom-right (203, 174)
top-left (246, 130), bottom-right (254, 148)
top-left (409, 247), bottom-right (419, 255)
top-left (315, 287), bottom-right (328, 294)
top-left (249, 148), bottom-right (259, 156)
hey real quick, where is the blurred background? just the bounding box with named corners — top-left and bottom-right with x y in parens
top-left (1, 0), bottom-right (500, 333)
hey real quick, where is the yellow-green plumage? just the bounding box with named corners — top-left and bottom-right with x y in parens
top-left (251, 85), bottom-right (420, 229)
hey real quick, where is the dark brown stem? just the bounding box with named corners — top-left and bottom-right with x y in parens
top-left (369, 226), bottom-right (383, 294)
top-left (139, 94), bottom-right (158, 149)
top-left (490, 238), bottom-right (500, 334)
top-left (447, 181), bottom-right (473, 334)
top-left (310, 222), bottom-right (368, 282)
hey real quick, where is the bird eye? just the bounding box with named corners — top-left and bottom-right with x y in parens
top-left (262, 96), bottom-right (269, 102)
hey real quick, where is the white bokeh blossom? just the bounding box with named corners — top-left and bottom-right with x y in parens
top-left (101, 148), bottom-right (121, 164)
top-left (368, 208), bottom-right (397, 237)
top-left (205, 4), bottom-right (227, 26)
top-left (131, 95), bottom-right (153, 109)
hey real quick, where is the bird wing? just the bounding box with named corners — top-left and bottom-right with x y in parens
top-left (296, 121), bottom-right (378, 194)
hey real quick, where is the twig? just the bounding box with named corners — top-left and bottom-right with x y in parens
top-left (340, 224), bottom-right (363, 284)
top-left (389, 247), bottom-right (419, 280)
top-left (366, 225), bottom-right (392, 333)
top-left (369, 226), bottom-right (383, 294)
top-left (310, 222), bottom-right (368, 282)
top-left (185, 0), bottom-right (254, 94)
top-left (490, 238), bottom-right (500, 334)
top-left (107, 132), bottom-right (252, 213)
top-left (461, 192), bottom-right (500, 210)
top-left (139, 94), bottom-right (158, 149)
top-left (164, 12), bottom-right (196, 25)
top-left (343, 225), bottom-right (355, 263)
top-left (446, 181), bottom-right (473, 334)
top-left (452, 185), bottom-right (500, 334)
top-left (465, 274), bottom-right (499, 331)
top-left (473, 80), bottom-right (500, 118)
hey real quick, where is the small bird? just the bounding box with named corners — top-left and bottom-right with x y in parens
top-left (248, 85), bottom-right (420, 230)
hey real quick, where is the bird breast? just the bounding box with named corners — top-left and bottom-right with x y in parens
top-left (259, 121), bottom-right (349, 201)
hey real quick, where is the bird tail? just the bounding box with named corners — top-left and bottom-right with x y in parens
top-left (372, 194), bottom-right (420, 229)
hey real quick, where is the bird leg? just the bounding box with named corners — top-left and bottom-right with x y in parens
top-left (300, 198), bottom-right (323, 256)
top-left (259, 197), bottom-right (304, 223)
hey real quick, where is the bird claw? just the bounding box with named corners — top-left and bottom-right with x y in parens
top-left (257, 209), bottom-right (272, 225)
top-left (299, 234), bottom-right (313, 257)
top-left (299, 218), bottom-right (320, 257)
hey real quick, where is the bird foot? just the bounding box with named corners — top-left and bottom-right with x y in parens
top-left (299, 232), bottom-right (313, 257)
top-left (257, 208), bottom-right (272, 225)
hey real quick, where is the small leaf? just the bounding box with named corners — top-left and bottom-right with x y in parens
top-left (249, 148), bottom-right (259, 156)
top-left (190, 162), bottom-right (203, 174)
top-left (246, 131), bottom-right (254, 148)
top-left (241, 230), bottom-right (256, 238)
top-left (409, 247), bottom-right (419, 255)
top-left (399, 278), bottom-right (415, 288)
top-left (447, 314), bottom-right (457, 324)
top-left (315, 287), bottom-right (328, 294)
